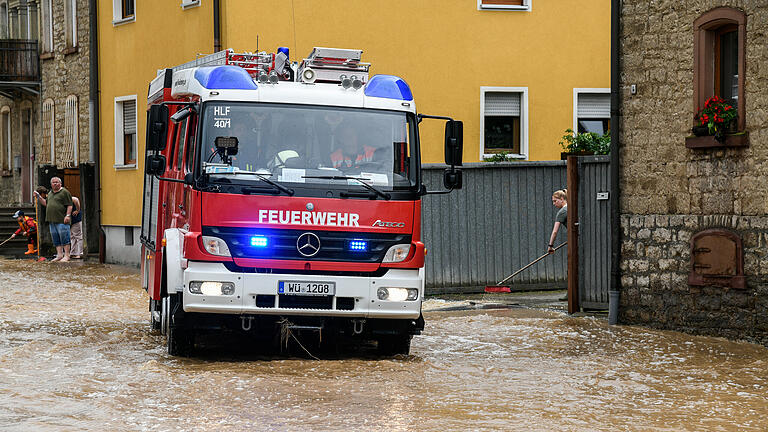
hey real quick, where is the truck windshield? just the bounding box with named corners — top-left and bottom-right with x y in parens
top-left (199, 102), bottom-right (417, 191)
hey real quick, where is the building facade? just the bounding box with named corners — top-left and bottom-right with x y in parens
top-left (97, 0), bottom-right (609, 265)
top-left (0, 0), bottom-right (40, 206)
top-left (618, 3), bottom-right (768, 346)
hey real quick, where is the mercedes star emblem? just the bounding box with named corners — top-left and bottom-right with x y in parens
top-left (296, 232), bottom-right (321, 257)
top-left (306, 202), bottom-right (314, 211)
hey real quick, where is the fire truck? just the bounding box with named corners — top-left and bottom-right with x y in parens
top-left (141, 47), bottom-right (463, 356)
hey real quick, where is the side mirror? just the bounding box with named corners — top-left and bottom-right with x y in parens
top-left (443, 168), bottom-right (463, 190)
top-left (444, 120), bottom-right (463, 166)
top-left (145, 154), bottom-right (166, 176)
top-left (146, 105), bottom-right (169, 152)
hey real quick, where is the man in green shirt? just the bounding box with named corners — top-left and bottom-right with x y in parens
top-left (34, 177), bottom-right (73, 262)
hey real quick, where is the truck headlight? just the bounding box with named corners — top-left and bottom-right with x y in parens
top-left (202, 236), bottom-right (231, 257)
top-left (189, 281), bottom-right (236, 296)
top-left (382, 244), bottom-right (411, 263)
top-left (376, 287), bottom-right (419, 301)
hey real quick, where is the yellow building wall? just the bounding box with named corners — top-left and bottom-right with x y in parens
top-left (97, 2), bottom-right (213, 226)
top-left (99, 0), bottom-right (608, 226)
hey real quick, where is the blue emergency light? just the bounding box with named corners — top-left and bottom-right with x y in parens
top-left (194, 66), bottom-right (258, 90)
top-left (349, 240), bottom-right (368, 252)
top-left (364, 75), bottom-right (413, 101)
top-left (250, 235), bottom-right (268, 247)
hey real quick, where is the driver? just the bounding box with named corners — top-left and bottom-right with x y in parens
top-left (330, 124), bottom-right (375, 170)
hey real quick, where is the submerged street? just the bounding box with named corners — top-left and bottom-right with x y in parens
top-left (0, 258), bottom-right (766, 431)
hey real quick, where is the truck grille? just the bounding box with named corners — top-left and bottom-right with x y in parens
top-left (204, 226), bottom-right (411, 263)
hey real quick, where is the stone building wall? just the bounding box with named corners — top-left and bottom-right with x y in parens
top-left (39, 0), bottom-right (90, 170)
top-left (619, 1), bottom-right (768, 346)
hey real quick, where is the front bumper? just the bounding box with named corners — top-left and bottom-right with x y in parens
top-left (181, 261), bottom-right (423, 319)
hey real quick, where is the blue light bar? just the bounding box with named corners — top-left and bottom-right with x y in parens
top-left (194, 66), bottom-right (258, 90)
top-left (349, 240), bottom-right (368, 252)
top-left (364, 75), bottom-right (413, 101)
top-left (251, 235), bottom-right (268, 247)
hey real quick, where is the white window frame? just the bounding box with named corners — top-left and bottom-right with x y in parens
top-left (1, 105), bottom-right (9, 172)
top-left (480, 86), bottom-right (529, 161)
top-left (41, 0), bottom-right (53, 53)
top-left (114, 95), bottom-right (138, 169)
top-left (477, 0), bottom-right (531, 12)
top-left (112, 0), bottom-right (135, 26)
top-left (181, 0), bottom-right (201, 10)
top-left (573, 88), bottom-right (611, 134)
top-left (64, 0), bottom-right (77, 49)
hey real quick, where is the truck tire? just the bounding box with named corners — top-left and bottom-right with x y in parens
top-left (377, 334), bottom-right (412, 356)
top-left (149, 298), bottom-right (161, 331)
top-left (166, 293), bottom-right (194, 356)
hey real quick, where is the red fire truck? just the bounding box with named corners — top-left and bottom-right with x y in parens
top-left (141, 47), bottom-right (463, 356)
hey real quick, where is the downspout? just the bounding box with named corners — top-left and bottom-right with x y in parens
top-left (608, 0), bottom-right (622, 325)
top-left (89, 0), bottom-right (105, 263)
top-left (213, 0), bottom-right (221, 52)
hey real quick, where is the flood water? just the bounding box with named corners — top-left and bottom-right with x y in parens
top-left (0, 258), bottom-right (766, 431)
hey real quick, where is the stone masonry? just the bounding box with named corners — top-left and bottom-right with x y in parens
top-left (619, 2), bottom-right (768, 346)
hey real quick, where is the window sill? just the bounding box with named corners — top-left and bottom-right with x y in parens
top-left (40, 52), bottom-right (54, 60)
top-left (482, 153), bottom-right (527, 160)
top-left (114, 164), bottom-right (137, 170)
top-left (63, 46), bottom-right (78, 56)
top-left (112, 16), bottom-right (136, 26)
top-left (685, 132), bottom-right (749, 149)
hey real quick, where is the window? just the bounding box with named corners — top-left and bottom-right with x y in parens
top-left (0, 3), bottom-right (9, 39)
top-left (1, 107), bottom-right (9, 172)
top-left (693, 7), bottom-right (746, 131)
top-left (114, 96), bottom-right (137, 168)
top-left (64, 0), bottom-right (76, 50)
top-left (112, 0), bottom-right (135, 25)
top-left (478, 0), bottom-right (530, 11)
top-left (181, 0), bottom-right (200, 9)
top-left (63, 95), bottom-right (79, 167)
top-left (40, 0), bottom-right (52, 53)
top-left (480, 87), bottom-right (528, 159)
top-left (574, 89), bottom-right (610, 134)
top-left (185, 116), bottom-right (197, 171)
top-left (41, 99), bottom-right (54, 164)
top-left (176, 119), bottom-right (187, 170)
top-left (125, 226), bottom-right (134, 246)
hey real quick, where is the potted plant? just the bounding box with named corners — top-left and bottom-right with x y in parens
top-left (693, 96), bottom-right (737, 141)
top-left (559, 128), bottom-right (610, 159)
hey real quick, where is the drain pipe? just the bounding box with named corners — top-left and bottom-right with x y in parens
top-left (608, 0), bottom-right (622, 325)
top-left (213, 0), bottom-right (221, 52)
top-left (89, 0), bottom-right (105, 263)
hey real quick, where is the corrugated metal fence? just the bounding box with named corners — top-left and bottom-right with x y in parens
top-left (422, 162), bottom-right (567, 293)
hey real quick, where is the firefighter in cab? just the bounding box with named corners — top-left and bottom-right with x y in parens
top-left (10, 210), bottom-right (38, 255)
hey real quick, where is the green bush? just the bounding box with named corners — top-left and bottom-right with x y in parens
top-left (559, 128), bottom-right (610, 155)
top-left (482, 151), bottom-right (515, 162)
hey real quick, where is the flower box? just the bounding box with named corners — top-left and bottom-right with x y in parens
top-left (685, 132), bottom-right (749, 149)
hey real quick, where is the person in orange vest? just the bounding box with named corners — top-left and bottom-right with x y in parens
top-left (330, 124), bottom-right (375, 170)
top-left (10, 210), bottom-right (38, 255)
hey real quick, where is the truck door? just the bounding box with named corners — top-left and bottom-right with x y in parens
top-left (170, 119), bottom-right (189, 228)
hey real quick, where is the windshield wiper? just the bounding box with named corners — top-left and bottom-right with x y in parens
top-left (302, 175), bottom-right (391, 200)
top-left (211, 170), bottom-right (294, 196)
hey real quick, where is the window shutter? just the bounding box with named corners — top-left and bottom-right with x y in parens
top-left (485, 92), bottom-right (520, 116)
top-left (123, 100), bottom-right (137, 134)
top-left (577, 93), bottom-right (610, 118)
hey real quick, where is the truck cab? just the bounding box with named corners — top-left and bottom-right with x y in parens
top-left (140, 48), bottom-right (463, 356)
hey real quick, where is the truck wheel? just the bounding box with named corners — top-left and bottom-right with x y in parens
top-left (149, 298), bottom-right (161, 331)
top-left (377, 334), bottom-right (412, 356)
top-left (166, 293), bottom-right (194, 356)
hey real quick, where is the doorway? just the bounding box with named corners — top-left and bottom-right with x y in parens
top-left (21, 107), bottom-right (32, 203)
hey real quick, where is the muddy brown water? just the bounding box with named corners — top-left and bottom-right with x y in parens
top-left (0, 258), bottom-right (766, 431)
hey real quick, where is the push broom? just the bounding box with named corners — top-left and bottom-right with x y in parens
top-left (484, 242), bottom-right (566, 293)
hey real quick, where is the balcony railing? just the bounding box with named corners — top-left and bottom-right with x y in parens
top-left (0, 39), bottom-right (39, 82)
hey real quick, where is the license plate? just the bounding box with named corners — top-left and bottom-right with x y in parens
top-left (278, 281), bottom-right (335, 296)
